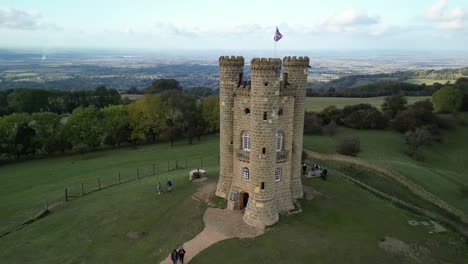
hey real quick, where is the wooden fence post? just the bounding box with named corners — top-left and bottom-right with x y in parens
top-left (98, 178), bottom-right (101, 190)
top-left (81, 183), bottom-right (84, 195)
top-left (65, 188), bottom-right (68, 202)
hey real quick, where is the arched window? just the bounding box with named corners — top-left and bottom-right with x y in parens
top-left (276, 132), bottom-right (283, 152)
top-left (275, 168), bottom-right (281, 182)
top-left (242, 132), bottom-right (251, 151)
top-left (242, 167), bottom-right (250, 181)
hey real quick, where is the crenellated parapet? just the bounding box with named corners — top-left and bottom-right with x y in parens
top-left (251, 58), bottom-right (282, 71)
top-left (219, 56), bottom-right (245, 67)
top-left (283, 56), bottom-right (310, 68)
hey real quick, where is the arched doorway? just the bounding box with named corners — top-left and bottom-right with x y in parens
top-left (239, 192), bottom-right (249, 210)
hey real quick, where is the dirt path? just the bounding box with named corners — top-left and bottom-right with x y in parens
top-left (161, 183), bottom-right (264, 263)
top-left (304, 149), bottom-right (468, 225)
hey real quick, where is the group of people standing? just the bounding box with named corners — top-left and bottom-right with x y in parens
top-left (170, 247), bottom-right (186, 264)
top-left (157, 179), bottom-right (173, 194)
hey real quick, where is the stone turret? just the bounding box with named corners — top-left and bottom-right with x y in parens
top-left (216, 56), bottom-right (244, 198)
top-left (216, 55), bottom-right (310, 227)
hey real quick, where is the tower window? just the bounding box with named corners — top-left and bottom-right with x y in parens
top-left (242, 132), bottom-right (251, 151)
top-left (242, 167), bottom-right (250, 181)
top-left (278, 109), bottom-right (283, 116)
top-left (244, 108), bottom-right (250, 114)
top-left (264, 82), bottom-right (269, 86)
top-left (276, 132), bottom-right (283, 152)
top-left (262, 148), bottom-right (266, 154)
top-left (263, 112), bottom-right (267, 121)
top-left (261, 182), bottom-right (265, 190)
top-left (275, 168), bottom-right (281, 182)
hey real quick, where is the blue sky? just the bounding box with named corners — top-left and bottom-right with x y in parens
top-left (0, 0), bottom-right (467, 50)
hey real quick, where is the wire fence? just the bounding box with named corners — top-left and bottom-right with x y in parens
top-left (0, 156), bottom-right (220, 238)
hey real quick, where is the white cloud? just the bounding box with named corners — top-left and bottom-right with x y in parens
top-left (426, 0), bottom-right (467, 30)
top-left (153, 22), bottom-right (197, 38)
top-left (0, 7), bottom-right (58, 30)
top-left (312, 9), bottom-right (381, 33)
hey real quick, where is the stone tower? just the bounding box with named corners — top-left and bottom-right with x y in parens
top-left (216, 56), bottom-right (310, 227)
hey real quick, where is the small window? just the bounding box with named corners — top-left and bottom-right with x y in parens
top-left (244, 108), bottom-right (250, 114)
top-left (242, 167), bottom-right (250, 181)
top-left (275, 168), bottom-right (281, 182)
top-left (262, 148), bottom-right (266, 154)
top-left (261, 182), bottom-right (265, 189)
top-left (276, 132), bottom-right (283, 152)
top-left (242, 132), bottom-right (251, 151)
top-left (278, 109), bottom-right (283, 116)
top-left (263, 112), bottom-right (267, 121)
top-left (264, 82), bottom-right (269, 86)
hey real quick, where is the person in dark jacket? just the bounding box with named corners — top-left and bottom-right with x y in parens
top-left (178, 247), bottom-right (186, 263)
top-left (302, 163), bottom-right (307, 175)
top-left (170, 249), bottom-right (178, 264)
top-left (167, 179), bottom-right (173, 192)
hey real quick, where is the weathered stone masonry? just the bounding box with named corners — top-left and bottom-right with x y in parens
top-left (216, 56), bottom-right (310, 227)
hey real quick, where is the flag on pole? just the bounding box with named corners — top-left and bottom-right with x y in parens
top-left (274, 27), bottom-right (283, 42)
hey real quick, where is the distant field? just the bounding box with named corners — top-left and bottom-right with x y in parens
top-left (304, 96), bottom-right (431, 112)
top-left (405, 79), bottom-right (458, 85)
top-left (121, 94), bottom-right (144, 100)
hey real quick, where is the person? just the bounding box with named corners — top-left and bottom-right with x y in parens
top-left (167, 179), bottom-right (173, 192)
top-left (320, 169), bottom-right (328, 181)
top-left (156, 182), bottom-right (163, 194)
top-left (178, 247), bottom-right (186, 263)
top-left (302, 163), bottom-right (307, 175)
top-left (170, 249), bottom-right (178, 264)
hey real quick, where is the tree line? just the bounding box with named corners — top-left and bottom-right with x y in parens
top-left (0, 79), bottom-right (220, 161)
top-left (307, 77), bottom-right (468, 99)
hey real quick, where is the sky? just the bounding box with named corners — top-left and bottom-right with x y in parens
top-left (0, 0), bottom-right (467, 51)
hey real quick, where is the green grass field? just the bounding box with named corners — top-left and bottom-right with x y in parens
top-left (1, 124), bottom-right (468, 262)
top-left (304, 96), bottom-right (431, 112)
top-left (405, 79), bottom-right (458, 85)
top-left (304, 124), bottom-right (468, 216)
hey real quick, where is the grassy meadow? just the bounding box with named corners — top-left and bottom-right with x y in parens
top-left (304, 96), bottom-right (430, 112)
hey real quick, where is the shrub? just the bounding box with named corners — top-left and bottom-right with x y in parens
top-left (382, 94), bottom-right (407, 119)
top-left (391, 100), bottom-right (436, 133)
top-left (342, 104), bottom-right (374, 117)
top-left (343, 108), bottom-right (388, 129)
top-left (336, 136), bottom-right (361, 156)
top-left (322, 120), bottom-right (337, 136)
top-left (404, 126), bottom-right (433, 160)
top-left (304, 111), bottom-right (324, 135)
top-left (460, 186), bottom-right (468, 198)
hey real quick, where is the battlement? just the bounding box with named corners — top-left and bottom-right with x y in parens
top-left (251, 58), bottom-right (282, 71)
top-left (219, 56), bottom-right (245, 67)
top-left (283, 56), bottom-right (310, 68)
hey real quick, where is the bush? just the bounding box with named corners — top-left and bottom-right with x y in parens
top-left (404, 126), bottom-right (433, 160)
top-left (336, 136), bottom-right (361, 156)
top-left (391, 100), bottom-right (436, 133)
top-left (460, 186), bottom-right (468, 198)
top-left (322, 120), bottom-right (337, 136)
top-left (342, 104), bottom-right (374, 117)
top-left (304, 111), bottom-right (324, 135)
top-left (343, 108), bottom-right (388, 129)
top-left (319, 106), bottom-right (343, 124)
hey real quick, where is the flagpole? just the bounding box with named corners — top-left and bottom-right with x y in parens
top-left (274, 41), bottom-right (277, 58)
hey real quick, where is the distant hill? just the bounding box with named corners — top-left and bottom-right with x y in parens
top-left (309, 67), bottom-right (468, 91)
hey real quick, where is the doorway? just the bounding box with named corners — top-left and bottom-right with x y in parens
top-left (240, 192), bottom-right (249, 210)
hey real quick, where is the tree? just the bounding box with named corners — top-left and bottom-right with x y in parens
top-left (186, 87), bottom-right (216, 97)
top-left (455, 77), bottom-right (468, 111)
top-left (0, 113), bottom-right (35, 159)
top-left (7, 89), bottom-right (50, 113)
top-left (319, 105), bottom-right (342, 124)
top-left (392, 100), bottom-right (436, 133)
top-left (0, 91), bottom-right (8, 116)
top-left (30, 112), bottom-right (63, 154)
top-left (382, 94), bottom-right (407, 119)
top-left (102, 105), bottom-right (130, 146)
top-left (64, 106), bottom-right (103, 149)
top-left (405, 126), bottom-right (433, 160)
top-left (432, 86), bottom-right (463, 113)
top-left (200, 95), bottom-right (219, 132)
top-left (304, 111), bottom-right (323, 135)
top-left (146, 79), bottom-right (182, 94)
top-left (128, 94), bottom-right (167, 142)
